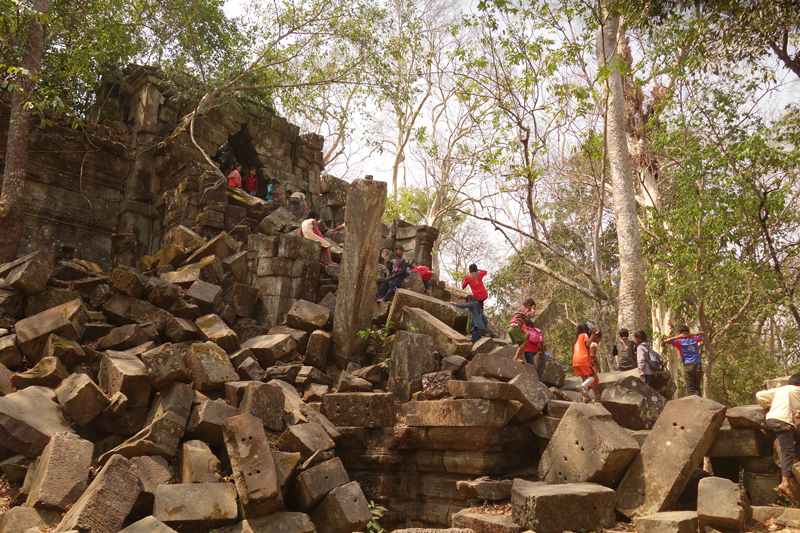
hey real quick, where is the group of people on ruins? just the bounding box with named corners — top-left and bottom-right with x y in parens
top-left (227, 162), bottom-right (294, 203)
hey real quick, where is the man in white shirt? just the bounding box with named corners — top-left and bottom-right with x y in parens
top-left (756, 373), bottom-right (800, 502)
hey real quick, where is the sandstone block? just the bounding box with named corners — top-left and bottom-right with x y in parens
top-left (539, 402), bottom-right (639, 486)
top-left (15, 299), bottom-right (87, 358)
top-left (465, 353), bottom-right (538, 382)
top-left (336, 370), bottom-right (372, 392)
top-left (25, 432), bottom-right (93, 511)
top-left (11, 356), bottom-right (69, 389)
top-left (185, 399), bottom-right (238, 445)
top-left (145, 277), bottom-right (181, 310)
top-left (726, 405), bottom-right (768, 431)
top-left (387, 331), bottom-right (437, 403)
top-left (183, 341), bottom-right (238, 391)
top-left (387, 289), bottom-right (460, 328)
top-left (402, 399), bottom-right (521, 427)
top-left (55, 455), bottom-right (141, 533)
top-left (509, 373), bottom-right (552, 421)
top-left (119, 517), bottom-right (177, 533)
top-left (237, 357), bottom-right (265, 381)
top-left (273, 451), bottom-right (302, 497)
top-left (141, 343), bottom-right (189, 389)
top-left (239, 381), bottom-right (285, 431)
top-left (216, 512), bottom-right (315, 533)
top-left (635, 511), bottom-right (699, 533)
top-left (286, 299), bottom-right (330, 333)
top-left (697, 476), bottom-right (751, 531)
top-left (153, 483), bottom-right (238, 531)
top-left (181, 439), bottom-right (222, 483)
top-left (186, 280), bottom-right (223, 314)
top-left (322, 392), bottom-right (396, 428)
top-left (0, 334), bottom-right (22, 368)
top-left (600, 375), bottom-right (667, 430)
top-left (296, 366), bottom-right (335, 387)
top-left (55, 374), bottom-right (110, 426)
top-left (4, 260), bottom-right (51, 296)
top-left (241, 334), bottom-right (296, 367)
top-left (184, 231), bottom-right (239, 264)
top-left (0, 506), bottom-right (62, 533)
top-left (108, 268), bottom-right (145, 299)
top-left (267, 326), bottom-right (309, 354)
top-left (277, 422), bottom-right (335, 460)
top-left (228, 283), bottom-right (259, 318)
top-left (145, 381), bottom-right (194, 426)
top-left (223, 414), bottom-right (284, 516)
top-left (533, 353), bottom-right (566, 388)
top-left (615, 395), bottom-right (727, 518)
top-left (165, 317), bottom-right (200, 342)
top-left (288, 457), bottom-right (350, 511)
top-left (422, 370), bottom-right (453, 399)
top-left (401, 307), bottom-right (472, 358)
top-left (98, 411), bottom-right (185, 464)
top-left (0, 386), bottom-right (74, 457)
top-left (129, 455), bottom-right (171, 518)
top-left (310, 481), bottom-right (372, 533)
top-left (304, 330), bottom-right (330, 368)
top-left (196, 313), bottom-right (240, 353)
top-left (99, 350), bottom-right (152, 408)
top-left (707, 428), bottom-right (761, 457)
top-left (103, 294), bottom-right (174, 333)
top-left (455, 479), bottom-right (513, 501)
top-left (451, 508), bottom-right (522, 532)
top-left (511, 482), bottom-right (616, 533)
top-left (97, 324), bottom-right (150, 351)
top-left (41, 334), bottom-right (85, 367)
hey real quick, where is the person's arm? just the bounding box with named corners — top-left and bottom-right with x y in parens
top-left (461, 276), bottom-right (469, 289)
top-left (694, 333), bottom-right (704, 344)
top-left (478, 270), bottom-right (487, 281)
top-left (612, 344), bottom-right (619, 357)
top-left (662, 335), bottom-right (681, 344)
top-left (302, 196), bottom-right (310, 210)
top-left (637, 345), bottom-right (647, 378)
top-left (756, 389), bottom-right (775, 410)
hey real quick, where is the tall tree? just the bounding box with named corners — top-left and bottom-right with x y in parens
top-left (0, 0), bottom-right (52, 263)
top-left (595, 12), bottom-right (647, 332)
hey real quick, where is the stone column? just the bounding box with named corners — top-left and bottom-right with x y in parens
top-left (332, 178), bottom-right (387, 366)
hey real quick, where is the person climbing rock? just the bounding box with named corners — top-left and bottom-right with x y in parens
top-left (574, 322), bottom-right (601, 402)
top-left (462, 264), bottom-right (488, 311)
top-left (757, 374), bottom-right (800, 503)
top-left (375, 246), bottom-right (407, 303)
top-left (451, 294), bottom-right (487, 343)
top-left (300, 210), bottom-right (336, 266)
top-left (508, 299), bottom-right (535, 363)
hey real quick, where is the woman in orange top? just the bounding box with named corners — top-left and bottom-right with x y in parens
top-left (574, 322), bottom-right (601, 402)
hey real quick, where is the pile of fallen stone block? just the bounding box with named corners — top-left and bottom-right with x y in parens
top-left (0, 238), bottom-right (387, 533)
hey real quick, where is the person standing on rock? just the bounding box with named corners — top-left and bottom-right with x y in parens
top-left (662, 325), bottom-right (704, 396)
top-left (574, 322), bottom-right (601, 402)
top-left (634, 330), bottom-right (656, 388)
top-left (612, 328), bottom-right (638, 371)
top-left (300, 210), bottom-right (336, 266)
top-left (508, 299), bottom-right (536, 363)
top-left (289, 189), bottom-right (310, 215)
top-left (242, 168), bottom-right (258, 196)
top-left (375, 246), bottom-right (407, 303)
top-left (756, 374), bottom-right (800, 502)
top-left (451, 295), bottom-right (487, 343)
top-left (462, 264), bottom-right (488, 311)
top-left (227, 163), bottom-right (243, 189)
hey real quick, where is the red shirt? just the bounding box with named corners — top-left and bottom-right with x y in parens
top-left (523, 326), bottom-right (542, 353)
top-left (242, 174), bottom-right (257, 193)
top-left (462, 270), bottom-right (488, 300)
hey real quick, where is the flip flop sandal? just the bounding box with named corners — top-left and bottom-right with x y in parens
top-left (774, 486), bottom-right (797, 503)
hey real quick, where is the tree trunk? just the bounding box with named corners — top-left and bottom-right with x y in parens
top-left (0, 0), bottom-right (52, 263)
top-left (596, 16), bottom-right (647, 332)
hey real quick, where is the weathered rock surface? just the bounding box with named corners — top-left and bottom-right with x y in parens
top-left (25, 432), bottom-right (93, 511)
top-left (402, 399), bottom-right (521, 428)
top-left (600, 375), bottom-right (667, 430)
top-left (0, 386), bottom-right (74, 457)
top-left (697, 476), bottom-right (752, 532)
top-left (153, 483), bottom-right (238, 531)
top-left (511, 482), bottom-right (616, 533)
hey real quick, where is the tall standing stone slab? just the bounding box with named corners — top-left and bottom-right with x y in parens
top-left (615, 395), bottom-right (727, 518)
top-left (538, 402), bottom-right (639, 486)
top-left (55, 454), bottom-right (142, 533)
top-left (332, 179), bottom-right (387, 366)
top-left (222, 414), bottom-right (284, 517)
top-left (401, 307), bottom-right (472, 358)
top-left (25, 432), bottom-right (93, 511)
top-left (387, 331), bottom-right (437, 403)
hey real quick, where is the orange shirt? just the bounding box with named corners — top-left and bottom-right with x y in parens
top-left (573, 333), bottom-right (591, 368)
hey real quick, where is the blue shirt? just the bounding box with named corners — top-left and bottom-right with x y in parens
top-left (672, 335), bottom-right (703, 364)
top-left (456, 301), bottom-right (487, 331)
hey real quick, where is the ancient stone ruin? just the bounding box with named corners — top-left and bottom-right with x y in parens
top-left (0, 66), bottom-right (795, 533)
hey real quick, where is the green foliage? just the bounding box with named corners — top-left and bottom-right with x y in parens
top-left (363, 500), bottom-right (388, 533)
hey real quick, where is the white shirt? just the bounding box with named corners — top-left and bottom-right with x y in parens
top-left (757, 385), bottom-right (800, 426)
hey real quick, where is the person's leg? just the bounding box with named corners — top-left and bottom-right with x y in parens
top-left (523, 351), bottom-right (535, 365)
top-left (575, 374), bottom-right (592, 400)
top-left (644, 374), bottom-right (655, 388)
top-left (695, 364), bottom-right (704, 396)
top-left (683, 364), bottom-right (694, 396)
top-left (590, 372), bottom-right (600, 401)
top-left (768, 419), bottom-right (797, 500)
top-left (376, 280), bottom-right (391, 301)
top-left (423, 280), bottom-right (432, 297)
top-left (325, 247), bottom-right (336, 265)
top-left (477, 299), bottom-right (485, 311)
top-left (471, 329), bottom-right (484, 343)
top-left (384, 276), bottom-right (404, 301)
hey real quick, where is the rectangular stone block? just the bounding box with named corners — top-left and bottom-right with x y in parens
top-left (387, 289), bottom-right (460, 328)
top-left (387, 331), bottom-right (437, 403)
top-left (239, 382), bottom-right (285, 432)
top-left (310, 481), bottom-right (372, 533)
top-left (55, 455), bottom-right (141, 533)
top-left (182, 342), bottom-right (238, 391)
top-left (635, 511), bottom-right (699, 533)
top-left (401, 399), bottom-right (521, 428)
top-left (452, 508), bottom-right (523, 533)
top-left (322, 393), bottom-right (396, 428)
top-left (276, 422), bottom-right (335, 460)
top-left (511, 482), bottom-right (616, 533)
top-left (241, 334), bottom-right (296, 368)
top-left (185, 399), bottom-right (238, 446)
top-left (539, 403), bottom-right (639, 486)
top-left (223, 414), bottom-right (284, 517)
top-left (615, 396), bottom-right (727, 518)
top-left (25, 432), bottom-right (93, 511)
top-left (153, 483), bottom-right (238, 531)
top-left (288, 457), bottom-right (349, 511)
top-left (15, 299), bottom-right (88, 358)
top-left (465, 353), bottom-right (539, 382)
top-left (99, 351), bottom-right (152, 408)
top-left (707, 428), bottom-right (761, 457)
top-left (55, 374), bottom-right (110, 426)
top-left (401, 307), bottom-right (472, 358)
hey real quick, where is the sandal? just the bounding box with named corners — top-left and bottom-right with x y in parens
top-left (775, 486), bottom-right (797, 503)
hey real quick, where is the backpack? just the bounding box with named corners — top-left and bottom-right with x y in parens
top-left (413, 265), bottom-right (433, 281)
top-left (527, 327), bottom-right (544, 344)
top-left (646, 345), bottom-right (666, 371)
